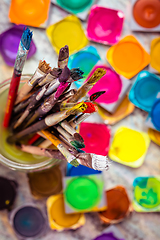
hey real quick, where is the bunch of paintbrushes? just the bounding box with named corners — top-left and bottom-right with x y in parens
top-left (4, 33), bottom-right (110, 170)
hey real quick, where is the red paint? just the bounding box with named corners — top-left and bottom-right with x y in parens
top-left (79, 122), bottom-right (111, 156)
top-left (83, 102), bottom-right (98, 113)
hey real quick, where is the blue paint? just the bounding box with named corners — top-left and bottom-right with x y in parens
top-left (151, 99), bottom-right (160, 130)
top-left (68, 46), bottom-right (101, 88)
top-left (129, 71), bottom-right (160, 112)
top-left (66, 163), bottom-right (101, 176)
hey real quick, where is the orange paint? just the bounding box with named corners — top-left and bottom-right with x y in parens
top-left (9, 0), bottom-right (50, 28)
top-left (107, 35), bottom-right (150, 79)
top-left (148, 128), bottom-right (160, 146)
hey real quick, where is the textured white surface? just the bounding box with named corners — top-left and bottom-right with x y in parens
top-left (0, 0), bottom-right (160, 239)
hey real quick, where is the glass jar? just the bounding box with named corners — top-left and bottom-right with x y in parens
top-left (0, 75), bottom-right (61, 172)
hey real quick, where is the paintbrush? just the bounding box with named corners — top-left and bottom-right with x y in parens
top-left (76, 152), bottom-right (111, 171)
top-left (67, 68), bottom-right (106, 103)
top-left (70, 68), bottom-right (84, 81)
top-left (89, 91), bottom-right (106, 102)
top-left (7, 102), bottom-right (87, 143)
top-left (13, 83), bottom-right (50, 129)
top-left (58, 45), bottom-right (69, 69)
top-left (41, 129), bottom-right (79, 167)
top-left (3, 27), bottom-right (33, 128)
top-left (38, 68), bottom-right (62, 87)
top-left (15, 60), bottom-right (51, 105)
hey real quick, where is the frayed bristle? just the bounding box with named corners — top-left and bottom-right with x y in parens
top-left (71, 141), bottom-right (85, 149)
top-left (70, 68), bottom-right (84, 80)
top-left (59, 66), bottom-right (70, 82)
top-left (21, 27), bottom-right (33, 50)
top-left (73, 133), bottom-right (84, 143)
top-left (58, 45), bottom-right (69, 61)
top-left (83, 102), bottom-right (98, 113)
top-left (70, 159), bottom-right (79, 167)
top-left (87, 68), bottom-right (106, 84)
top-left (50, 68), bottom-right (62, 77)
top-left (39, 60), bottom-right (51, 73)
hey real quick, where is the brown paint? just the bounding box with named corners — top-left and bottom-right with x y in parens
top-left (99, 186), bottom-right (132, 224)
top-left (133, 0), bottom-right (160, 28)
top-left (28, 165), bottom-right (62, 199)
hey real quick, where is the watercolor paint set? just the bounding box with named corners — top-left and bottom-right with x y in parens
top-left (129, 71), bottom-right (160, 112)
top-left (86, 64), bottom-right (131, 113)
top-left (130, 0), bottom-right (160, 32)
top-left (145, 92), bottom-right (160, 131)
top-left (133, 176), bottom-right (160, 212)
top-left (51, 0), bottom-right (96, 20)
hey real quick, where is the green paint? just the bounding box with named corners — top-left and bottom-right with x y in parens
top-left (65, 176), bottom-right (101, 210)
top-left (70, 140), bottom-right (85, 149)
top-left (56, 0), bottom-right (94, 14)
top-left (134, 177), bottom-right (160, 209)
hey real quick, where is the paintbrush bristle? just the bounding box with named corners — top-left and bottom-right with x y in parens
top-left (87, 68), bottom-right (106, 84)
top-left (58, 45), bottom-right (69, 61)
top-left (39, 60), bottom-right (51, 73)
top-left (21, 27), bottom-right (33, 50)
top-left (59, 66), bottom-right (70, 82)
top-left (70, 68), bottom-right (84, 80)
top-left (50, 68), bottom-right (62, 77)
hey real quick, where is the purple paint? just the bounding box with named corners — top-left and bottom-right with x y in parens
top-left (93, 232), bottom-right (124, 240)
top-left (86, 5), bottom-right (124, 45)
top-left (87, 65), bottom-right (122, 104)
top-left (0, 25), bottom-right (36, 66)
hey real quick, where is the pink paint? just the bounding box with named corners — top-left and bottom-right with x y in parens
top-left (87, 65), bottom-right (122, 104)
top-left (86, 5), bottom-right (124, 45)
top-left (80, 122), bottom-right (111, 156)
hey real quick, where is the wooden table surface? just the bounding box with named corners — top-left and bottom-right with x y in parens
top-left (0, 0), bottom-right (159, 239)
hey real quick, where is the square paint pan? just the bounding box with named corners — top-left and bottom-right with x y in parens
top-left (133, 176), bottom-right (160, 212)
top-left (106, 35), bottom-right (150, 79)
top-left (98, 186), bottom-right (132, 225)
top-left (79, 122), bottom-right (111, 156)
top-left (46, 15), bottom-right (88, 55)
top-left (97, 95), bottom-right (135, 125)
top-left (86, 5), bottom-right (124, 45)
top-left (92, 226), bottom-right (125, 240)
top-left (108, 126), bottom-right (150, 168)
top-left (9, 0), bottom-right (51, 28)
top-left (145, 92), bottom-right (160, 131)
top-left (0, 25), bottom-right (36, 67)
top-left (148, 128), bottom-right (160, 146)
top-left (63, 174), bottom-right (107, 213)
top-left (46, 194), bottom-right (85, 231)
top-left (66, 162), bottom-right (101, 176)
top-left (149, 37), bottom-right (160, 74)
top-left (129, 71), bottom-right (160, 112)
top-left (86, 64), bottom-right (131, 113)
top-left (130, 0), bottom-right (160, 32)
top-left (68, 46), bottom-right (101, 88)
top-left (51, 0), bottom-right (96, 21)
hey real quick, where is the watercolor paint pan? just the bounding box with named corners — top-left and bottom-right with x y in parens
top-left (51, 0), bottom-right (96, 21)
top-left (9, 0), bottom-right (51, 28)
top-left (63, 174), bottom-right (107, 213)
top-left (107, 35), bottom-right (150, 79)
top-left (130, 0), bottom-right (160, 32)
top-left (108, 126), bottom-right (150, 168)
top-left (92, 226), bottom-right (125, 240)
top-left (66, 162), bottom-right (101, 176)
top-left (27, 165), bottom-right (62, 199)
top-left (133, 176), bottom-right (160, 212)
top-left (46, 15), bottom-right (88, 55)
top-left (46, 194), bottom-right (85, 231)
top-left (145, 92), bottom-right (160, 131)
top-left (98, 186), bottom-right (132, 224)
top-left (0, 25), bottom-right (36, 67)
top-left (148, 128), bottom-right (160, 146)
top-left (129, 71), bottom-right (160, 112)
top-left (9, 204), bottom-right (47, 239)
top-left (86, 64), bottom-right (131, 113)
top-left (79, 122), bottom-right (111, 156)
top-left (0, 177), bottom-right (17, 210)
top-left (149, 37), bottom-right (160, 74)
top-left (68, 46), bottom-right (101, 88)
top-left (98, 95), bottom-right (135, 125)
top-left (86, 5), bottom-right (124, 45)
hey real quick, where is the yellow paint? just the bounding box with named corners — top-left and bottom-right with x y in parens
top-left (46, 15), bottom-right (88, 54)
top-left (109, 127), bottom-right (150, 168)
top-left (150, 37), bottom-right (160, 73)
top-left (46, 194), bottom-right (85, 231)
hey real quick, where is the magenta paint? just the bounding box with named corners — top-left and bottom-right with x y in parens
top-left (0, 25), bottom-right (36, 66)
top-left (79, 122), bottom-right (111, 156)
top-left (87, 65), bottom-right (122, 104)
top-left (86, 5), bottom-right (124, 45)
